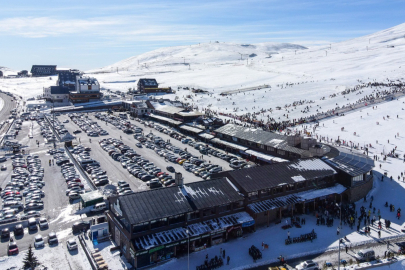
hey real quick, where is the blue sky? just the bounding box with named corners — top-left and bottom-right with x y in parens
top-left (0, 0), bottom-right (403, 71)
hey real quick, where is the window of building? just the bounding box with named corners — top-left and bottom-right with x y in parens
top-left (261, 189), bottom-right (271, 197)
top-left (203, 208), bottom-right (216, 217)
top-left (187, 211), bottom-right (200, 221)
top-left (273, 186), bottom-right (283, 194)
top-left (150, 218), bottom-right (167, 229)
top-left (286, 184), bottom-right (295, 191)
top-left (248, 191), bottom-right (259, 200)
top-left (352, 175), bottom-right (363, 182)
top-left (169, 214), bottom-right (184, 224)
top-left (296, 182), bottom-right (305, 189)
top-left (266, 146), bottom-right (275, 152)
top-left (218, 204), bottom-right (231, 213)
top-left (233, 201), bottom-right (243, 209)
top-left (277, 150), bottom-right (285, 155)
top-left (132, 222), bottom-right (149, 233)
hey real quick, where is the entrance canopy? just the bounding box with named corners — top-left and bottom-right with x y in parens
top-left (248, 184), bottom-right (346, 214)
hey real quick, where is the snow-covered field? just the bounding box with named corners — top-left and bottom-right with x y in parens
top-left (1, 22), bottom-right (405, 270)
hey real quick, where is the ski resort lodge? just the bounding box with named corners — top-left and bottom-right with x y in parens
top-left (137, 78), bottom-right (172, 94)
top-left (106, 153), bottom-right (374, 268)
top-left (43, 69), bottom-right (101, 103)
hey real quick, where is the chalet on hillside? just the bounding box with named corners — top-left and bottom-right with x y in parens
top-left (137, 78), bottom-right (172, 94)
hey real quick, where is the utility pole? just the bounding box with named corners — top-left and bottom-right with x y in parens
top-left (330, 44), bottom-right (331, 49)
top-left (325, 51), bottom-right (327, 56)
top-left (116, 67), bottom-right (118, 73)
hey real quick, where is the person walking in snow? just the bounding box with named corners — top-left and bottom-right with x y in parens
top-left (227, 256), bottom-right (230, 265)
top-left (223, 249), bottom-right (225, 258)
top-left (287, 231), bottom-right (290, 240)
top-left (337, 227), bottom-right (340, 235)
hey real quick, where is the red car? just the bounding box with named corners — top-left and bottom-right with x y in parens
top-left (8, 241), bottom-right (18, 256)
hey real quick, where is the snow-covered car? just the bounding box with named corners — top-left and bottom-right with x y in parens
top-left (295, 260), bottom-right (319, 270)
top-left (34, 235), bottom-right (45, 248)
top-left (67, 238), bottom-right (78, 251)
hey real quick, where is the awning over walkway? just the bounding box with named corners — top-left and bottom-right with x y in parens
top-left (211, 138), bottom-right (248, 151)
top-left (244, 149), bottom-right (288, 163)
top-left (179, 125), bottom-right (203, 134)
top-left (248, 184), bottom-right (346, 214)
top-left (133, 212), bottom-right (253, 251)
top-left (149, 113), bottom-right (182, 125)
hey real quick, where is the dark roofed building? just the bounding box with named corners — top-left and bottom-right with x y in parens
top-left (106, 178), bottom-right (248, 269)
top-left (31, 65), bottom-right (57, 76)
top-left (118, 186), bottom-right (193, 225)
top-left (181, 178), bottom-right (243, 210)
top-left (0, 71), bottom-right (3, 77)
top-left (213, 124), bottom-right (312, 159)
top-left (57, 69), bottom-right (81, 90)
top-left (323, 150), bottom-right (374, 189)
top-left (137, 78), bottom-right (172, 94)
top-left (218, 158), bottom-right (337, 197)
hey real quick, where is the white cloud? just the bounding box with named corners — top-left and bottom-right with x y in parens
top-left (0, 17), bottom-right (122, 38)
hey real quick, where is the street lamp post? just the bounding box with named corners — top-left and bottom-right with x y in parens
top-left (336, 202), bottom-right (342, 269)
top-left (186, 229), bottom-right (190, 270)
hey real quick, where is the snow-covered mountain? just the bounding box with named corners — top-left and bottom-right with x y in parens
top-left (95, 42), bottom-right (307, 72)
top-left (89, 23), bottom-right (405, 91)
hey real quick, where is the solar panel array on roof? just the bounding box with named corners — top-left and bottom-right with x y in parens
top-left (225, 158), bottom-right (337, 193)
top-left (322, 151), bottom-right (374, 176)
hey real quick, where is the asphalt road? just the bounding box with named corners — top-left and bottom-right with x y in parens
top-left (57, 112), bottom-right (233, 192)
top-left (0, 92), bottom-right (17, 123)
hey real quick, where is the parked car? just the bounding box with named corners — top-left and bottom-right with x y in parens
top-left (1, 228), bottom-right (10, 239)
top-left (67, 238), bottom-right (78, 251)
top-left (34, 235), bottom-right (45, 249)
top-left (166, 166), bottom-right (175, 173)
top-left (48, 232), bottom-right (58, 245)
top-left (14, 224), bottom-right (24, 236)
top-left (72, 221), bottom-right (90, 234)
top-left (7, 241), bottom-right (19, 255)
top-left (295, 260), bottom-right (319, 270)
top-left (38, 217), bottom-right (49, 229)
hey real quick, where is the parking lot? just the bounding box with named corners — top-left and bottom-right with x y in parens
top-left (56, 112), bottom-right (238, 193)
top-left (0, 117), bottom-right (91, 257)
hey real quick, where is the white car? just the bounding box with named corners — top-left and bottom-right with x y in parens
top-left (34, 234), bottom-right (45, 248)
top-left (38, 218), bottom-right (49, 229)
top-left (67, 238), bottom-right (78, 251)
top-left (295, 260), bottom-right (319, 270)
